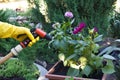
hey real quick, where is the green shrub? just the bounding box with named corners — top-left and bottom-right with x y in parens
top-left (26, 0), bottom-right (46, 23)
top-left (16, 39), bottom-right (57, 64)
top-left (0, 38), bottom-right (18, 55)
top-left (0, 9), bottom-right (16, 22)
top-left (35, 40), bottom-right (58, 63)
top-left (0, 59), bottom-right (40, 80)
top-left (107, 11), bottom-right (120, 38)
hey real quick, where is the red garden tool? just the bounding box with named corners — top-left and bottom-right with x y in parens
top-left (0, 28), bottom-right (52, 64)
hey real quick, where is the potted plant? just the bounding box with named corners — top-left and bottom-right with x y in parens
top-left (0, 58), bottom-right (40, 80)
top-left (46, 11), bottom-right (115, 80)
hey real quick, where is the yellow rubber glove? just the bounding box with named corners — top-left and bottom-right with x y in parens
top-left (0, 21), bottom-right (38, 47)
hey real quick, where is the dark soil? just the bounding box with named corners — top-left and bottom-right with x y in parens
top-left (46, 63), bottom-right (55, 71)
top-left (50, 61), bottom-right (69, 76)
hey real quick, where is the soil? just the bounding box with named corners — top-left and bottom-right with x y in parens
top-left (49, 61), bottom-right (69, 76)
top-left (46, 63), bottom-right (55, 71)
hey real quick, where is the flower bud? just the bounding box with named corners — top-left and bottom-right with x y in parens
top-left (52, 22), bottom-right (61, 29)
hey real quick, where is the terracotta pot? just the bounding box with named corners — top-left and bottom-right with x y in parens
top-left (45, 61), bottom-right (108, 80)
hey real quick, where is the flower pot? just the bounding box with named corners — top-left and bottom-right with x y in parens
top-left (45, 61), bottom-right (108, 80)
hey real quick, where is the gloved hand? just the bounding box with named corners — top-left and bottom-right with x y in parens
top-left (0, 21), bottom-right (39, 47)
top-left (11, 26), bottom-right (39, 47)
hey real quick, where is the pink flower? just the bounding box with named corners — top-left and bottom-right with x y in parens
top-left (64, 11), bottom-right (73, 18)
top-left (73, 22), bottom-right (86, 34)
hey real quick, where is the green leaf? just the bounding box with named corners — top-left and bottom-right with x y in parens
top-left (78, 40), bottom-right (87, 46)
top-left (68, 40), bottom-right (78, 45)
top-left (58, 53), bottom-right (65, 61)
top-left (91, 44), bottom-right (100, 53)
top-left (66, 54), bottom-right (77, 61)
top-left (67, 67), bottom-right (79, 77)
top-left (71, 18), bottom-right (75, 24)
top-left (70, 63), bottom-right (80, 69)
top-left (63, 60), bottom-right (68, 66)
top-left (94, 56), bottom-right (103, 68)
top-left (94, 35), bottom-right (103, 42)
top-left (103, 54), bottom-right (116, 60)
top-left (98, 46), bottom-right (113, 56)
top-left (82, 65), bottom-right (92, 76)
top-left (114, 47), bottom-right (120, 51)
top-left (53, 40), bottom-right (67, 50)
top-left (61, 21), bottom-right (71, 30)
top-left (53, 40), bottom-right (60, 47)
top-left (102, 60), bottom-right (115, 74)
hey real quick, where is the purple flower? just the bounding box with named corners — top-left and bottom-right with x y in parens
top-left (93, 27), bottom-right (98, 33)
top-left (73, 22), bottom-right (86, 34)
top-left (64, 11), bottom-right (73, 18)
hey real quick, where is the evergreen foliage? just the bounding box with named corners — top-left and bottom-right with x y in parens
top-left (0, 59), bottom-right (40, 80)
top-left (0, 9), bottom-right (15, 22)
top-left (0, 38), bottom-right (18, 55)
top-left (27, 0), bottom-right (46, 23)
top-left (27, 0), bottom-right (53, 32)
top-left (107, 11), bottom-right (120, 38)
top-left (18, 40), bottom-right (58, 64)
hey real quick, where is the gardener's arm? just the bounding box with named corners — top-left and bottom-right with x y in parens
top-left (0, 21), bottom-right (36, 46)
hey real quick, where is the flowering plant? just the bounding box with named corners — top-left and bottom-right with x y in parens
top-left (49, 11), bottom-right (115, 78)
